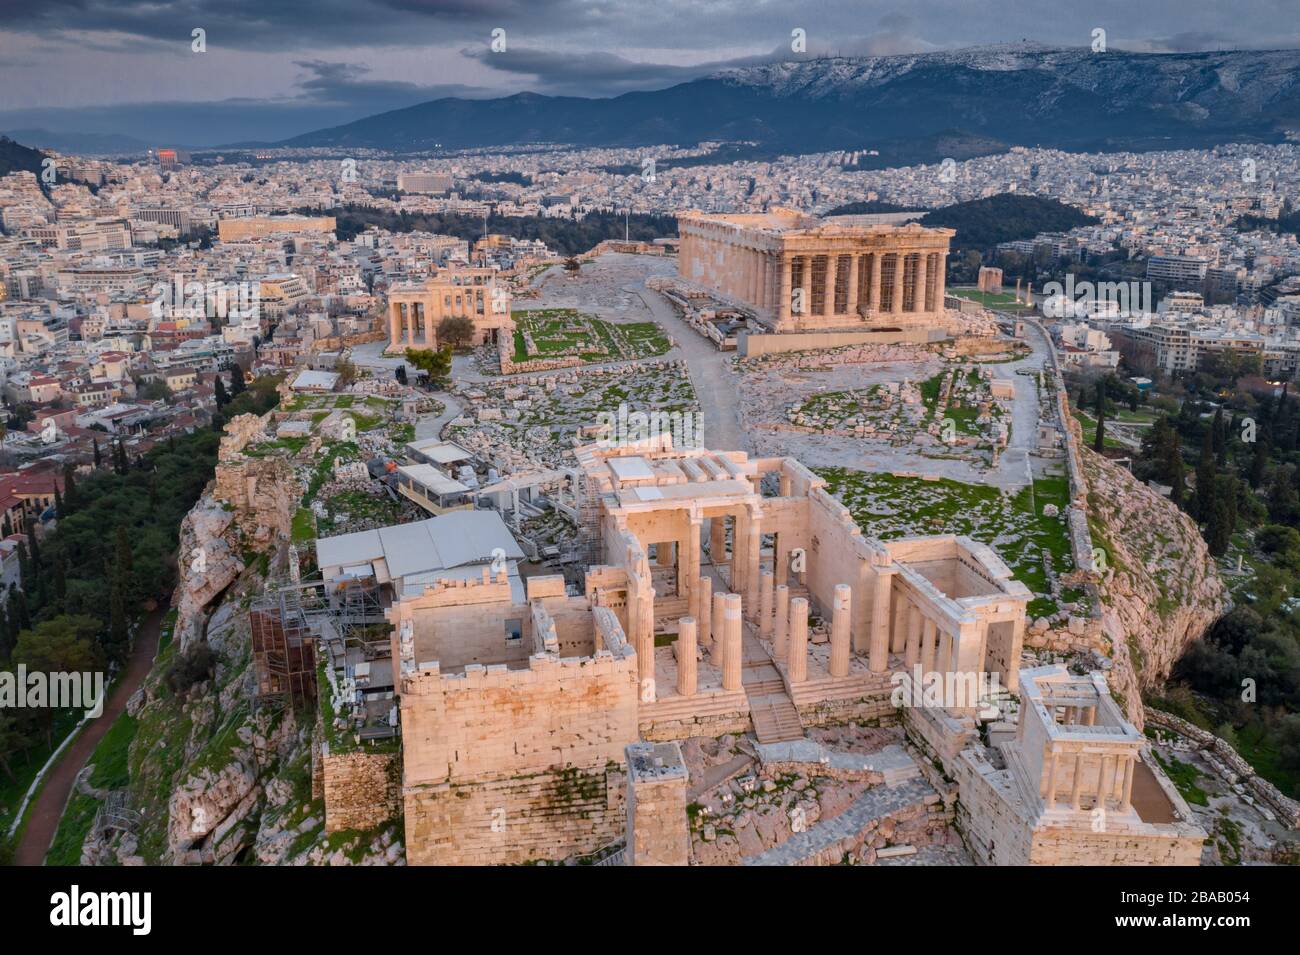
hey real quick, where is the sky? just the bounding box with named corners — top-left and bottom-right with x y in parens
top-left (1, 0), bottom-right (1297, 147)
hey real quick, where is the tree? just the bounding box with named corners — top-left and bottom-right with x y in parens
top-left (0, 711), bottom-right (29, 783)
top-left (437, 315), bottom-right (476, 350)
top-left (13, 615), bottom-right (105, 746)
top-left (403, 347), bottom-right (452, 388)
top-left (93, 438), bottom-right (102, 469)
top-left (1093, 403), bottom-right (1106, 452)
top-left (214, 375), bottom-right (229, 408)
top-left (228, 366), bottom-right (246, 398)
top-left (63, 464), bottom-right (78, 511)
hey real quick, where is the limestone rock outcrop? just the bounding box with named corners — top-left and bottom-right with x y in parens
top-left (1082, 448), bottom-right (1228, 727)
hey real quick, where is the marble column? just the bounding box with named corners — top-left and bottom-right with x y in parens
top-left (779, 255), bottom-right (793, 322)
top-left (773, 584), bottom-right (790, 657)
top-left (914, 254), bottom-right (928, 313)
top-left (1045, 751), bottom-right (1060, 807)
top-left (1120, 756), bottom-right (1135, 814)
top-left (798, 255), bottom-right (811, 318)
top-left (891, 596), bottom-right (908, 654)
top-left (710, 517), bottom-right (726, 565)
top-left (723, 593), bottom-right (743, 691)
top-left (788, 596), bottom-right (809, 683)
top-left (830, 584), bottom-right (851, 678)
top-left (635, 585), bottom-right (656, 701)
top-left (676, 617), bottom-right (697, 697)
top-left (823, 253), bottom-right (838, 317)
top-left (904, 605), bottom-right (921, 670)
top-left (1070, 753), bottom-right (1084, 810)
top-left (921, 618), bottom-right (937, 673)
top-left (759, 570), bottom-right (774, 637)
top-left (711, 591), bottom-right (727, 658)
top-left (869, 571), bottom-right (891, 673)
top-left (697, 575), bottom-right (713, 652)
top-left (683, 518), bottom-right (701, 602)
top-left (846, 254), bottom-right (860, 316)
top-left (743, 510), bottom-right (761, 614)
top-left (937, 629), bottom-right (952, 677)
top-left (890, 253), bottom-right (904, 314)
top-left (869, 252), bottom-right (882, 311)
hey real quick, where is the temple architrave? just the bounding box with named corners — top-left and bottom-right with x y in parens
top-left (677, 208), bottom-right (954, 332)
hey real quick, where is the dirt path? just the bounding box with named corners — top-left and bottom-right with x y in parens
top-left (14, 604), bottom-right (167, 866)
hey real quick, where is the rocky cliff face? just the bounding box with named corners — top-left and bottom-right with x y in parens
top-left (1082, 448), bottom-right (1228, 726)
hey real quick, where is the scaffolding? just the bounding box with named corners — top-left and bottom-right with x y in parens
top-left (250, 580), bottom-right (326, 711)
top-left (92, 791), bottom-right (141, 839)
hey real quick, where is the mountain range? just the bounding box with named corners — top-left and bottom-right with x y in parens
top-left (280, 46), bottom-right (1300, 165)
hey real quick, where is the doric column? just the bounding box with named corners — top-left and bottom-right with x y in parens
top-left (914, 254), bottom-right (928, 313)
top-left (773, 584), bottom-right (790, 656)
top-left (723, 593), bottom-right (743, 691)
top-left (921, 618), bottom-right (937, 673)
top-left (1070, 753), bottom-right (1084, 810)
top-left (798, 255), bottom-right (811, 318)
top-left (830, 584), bottom-right (851, 678)
top-left (1120, 756), bottom-right (1135, 813)
top-left (388, 300), bottom-right (401, 348)
top-left (697, 575), bottom-right (713, 652)
top-left (759, 570), bottom-right (774, 637)
top-left (823, 253), bottom-right (838, 317)
top-left (744, 511), bottom-right (761, 614)
top-left (937, 629), bottom-right (952, 678)
top-left (935, 253), bottom-right (947, 305)
top-left (710, 517), bottom-right (726, 565)
top-left (891, 596), bottom-right (908, 654)
top-left (635, 585), bottom-right (656, 701)
top-left (711, 591), bottom-right (727, 659)
top-left (405, 302), bottom-right (415, 346)
top-left (788, 596), bottom-right (809, 683)
top-left (1045, 750), bottom-right (1060, 807)
top-left (676, 617), bottom-right (697, 697)
top-left (890, 253), bottom-right (904, 314)
top-left (1097, 755), bottom-right (1113, 810)
top-left (904, 605), bottom-right (921, 669)
top-left (869, 252), bottom-right (882, 311)
top-left (778, 255), bottom-right (792, 323)
top-left (869, 570), bottom-right (891, 673)
top-left (846, 254), bottom-right (860, 316)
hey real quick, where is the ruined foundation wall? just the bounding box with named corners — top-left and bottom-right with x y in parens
top-left (404, 765), bottom-right (626, 865)
top-left (322, 750), bottom-right (401, 833)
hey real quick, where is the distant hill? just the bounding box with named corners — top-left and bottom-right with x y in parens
top-left (0, 136), bottom-right (47, 178)
top-left (823, 199), bottom-right (920, 216)
top-left (919, 193), bottom-right (1099, 249)
top-left (3, 128), bottom-right (153, 156)
top-left (280, 47), bottom-right (1300, 165)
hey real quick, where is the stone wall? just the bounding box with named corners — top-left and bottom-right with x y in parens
top-left (1145, 706), bottom-right (1300, 828)
top-left (322, 750), bottom-right (401, 833)
top-left (404, 765), bottom-right (626, 865)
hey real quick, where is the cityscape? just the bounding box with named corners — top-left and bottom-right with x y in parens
top-left (0, 0), bottom-right (1296, 922)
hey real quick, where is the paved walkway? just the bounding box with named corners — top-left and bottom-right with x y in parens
top-left (742, 777), bottom-right (934, 866)
top-left (632, 283), bottom-right (746, 453)
top-left (754, 741), bottom-right (920, 785)
top-left (15, 604), bottom-right (167, 866)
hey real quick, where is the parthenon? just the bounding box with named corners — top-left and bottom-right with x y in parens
top-left (677, 208), bottom-right (954, 333)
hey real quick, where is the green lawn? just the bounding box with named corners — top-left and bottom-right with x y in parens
top-left (45, 714), bottom-right (140, 865)
top-left (817, 468), bottom-right (1076, 617)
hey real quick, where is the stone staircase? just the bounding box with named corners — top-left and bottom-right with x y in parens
top-left (743, 640), bottom-right (803, 744)
top-left (748, 693), bottom-right (804, 744)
